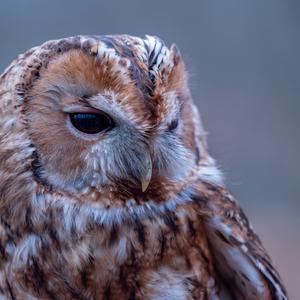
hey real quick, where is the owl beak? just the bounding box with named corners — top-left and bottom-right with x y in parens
top-left (141, 152), bottom-right (152, 192)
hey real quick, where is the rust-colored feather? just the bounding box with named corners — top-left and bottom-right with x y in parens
top-left (192, 181), bottom-right (288, 299)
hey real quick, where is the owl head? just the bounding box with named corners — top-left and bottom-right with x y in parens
top-left (0, 35), bottom-right (214, 203)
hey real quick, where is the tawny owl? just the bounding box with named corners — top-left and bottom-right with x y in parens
top-left (0, 35), bottom-right (287, 300)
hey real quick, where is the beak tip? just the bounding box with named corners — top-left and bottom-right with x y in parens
top-left (141, 180), bottom-right (150, 193)
top-left (140, 151), bottom-right (153, 193)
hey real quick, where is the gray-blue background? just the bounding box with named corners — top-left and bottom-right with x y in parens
top-left (1, 1), bottom-right (299, 298)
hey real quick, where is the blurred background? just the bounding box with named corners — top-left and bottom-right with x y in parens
top-left (0, 1), bottom-right (299, 298)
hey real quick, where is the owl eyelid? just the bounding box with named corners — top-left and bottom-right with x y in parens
top-left (62, 105), bottom-right (104, 115)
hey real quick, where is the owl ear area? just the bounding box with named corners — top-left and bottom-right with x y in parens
top-left (168, 43), bottom-right (188, 90)
top-left (151, 43), bottom-right (188, 94)
top-left (170, 43), bottom-right (182, 65)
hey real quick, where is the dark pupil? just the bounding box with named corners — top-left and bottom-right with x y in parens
top-left (70, 113), bottom-right (113, 134)
top-left (168, 119), bottom-right (179, 131)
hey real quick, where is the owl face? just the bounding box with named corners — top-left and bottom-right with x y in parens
top-left (23, 39), bottom-right (199, 197)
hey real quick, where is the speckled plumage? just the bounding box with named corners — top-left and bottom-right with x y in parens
top-left (0, 35), bottom-right (288, 299)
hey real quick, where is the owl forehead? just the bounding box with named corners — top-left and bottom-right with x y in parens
top-left (7, 35), bottom-right (174, 95)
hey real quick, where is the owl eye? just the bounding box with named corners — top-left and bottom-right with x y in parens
top-left (167, 119), bottom-right (179, 131)
top-left (70, 112), bottom-right (114, 134)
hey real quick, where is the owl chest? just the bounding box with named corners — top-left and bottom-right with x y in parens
top-left (10, 209), bottom-right (216, 300)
